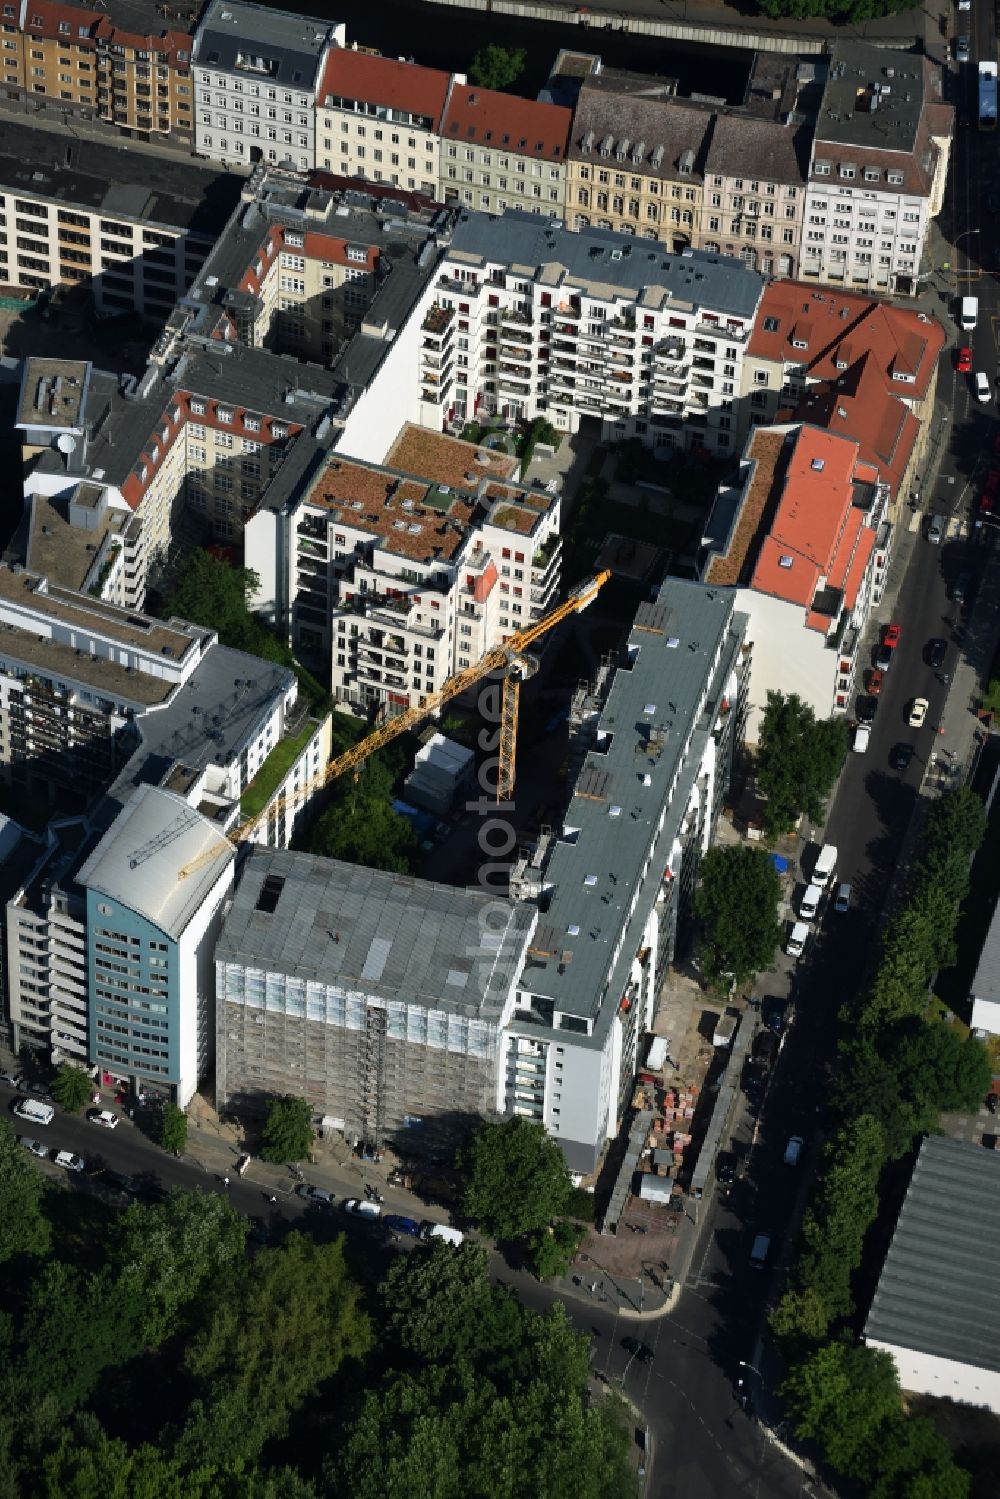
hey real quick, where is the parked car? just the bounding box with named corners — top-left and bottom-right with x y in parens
top-left (908, 697), bottom-right (929, 728)
top-left (383, 1213), bottom-right (422, 1237)
top-left (867, 668), bottom-right (885, 696)
top-left (53, 1150), bottom-right (85, 1173)
top-left (715, 1150), bottom-right (738, 1186)
top-left (852, 724), bottom-right (871, 753)
top-left (343, 1197), bottom-right (382, 1220)
top-left (622, 1336), bottom-right (654, 1364)
top-left (798, 882), bottom-right (824, 921)
top-left (762, 997), bottom-right (787, 1035)
top-left (953, 572), bottom-right (971, 605)
top-left (87, 1109), bottom-right (118, 1129)
top-left (956, 346), bottom-right (973, 373)
top-left (753, 1030), bottom-right (779, 1069)
top-left (975, 372), bottom-right (991, 403)
top-left (783, 1136), bottom-right (804, 1167)
top-left (833, 881), bottom-right (853, 914)
top-left (294, 1183), bottom-right (334, 1206)
top-left (19, 1136), bottom-right (49, 1158)
top-left (883, 623), bottom-right (901, 649)
top-left (926, 513), bottom-right (945, 544)
top-left (18, 1080), bottom-right (53, 1102)
top-left (956, 34), bottom-right (970, 61)
top-left (927, 638), bottom-right (947, 669)
top-left (786, 921), bottom-right (810, 959)
top-left (856, 695), bottom-right (877, 725)
top-left (891, 743), bottom-right (915, 771)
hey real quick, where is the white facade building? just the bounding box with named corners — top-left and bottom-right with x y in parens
top-left (413, 211), bottom-right (764, 456)
top-left (192, 0), bottom-right (344, 172)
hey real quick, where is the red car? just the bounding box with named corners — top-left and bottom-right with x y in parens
top-left (984, 468), bottom-right (1000, 493)
top-left (981, 492), bottom-right (995, 514)
top-left (957, 347), bottom-right (973, 373)
top-left (884, 623), bottom-right (901, 648)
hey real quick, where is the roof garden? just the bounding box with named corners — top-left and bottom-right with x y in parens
top-left (240, 718), bottom-right (320, 821)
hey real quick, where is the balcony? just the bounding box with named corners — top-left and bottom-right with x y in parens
top-left (421, 303), bottom-right (455, 336)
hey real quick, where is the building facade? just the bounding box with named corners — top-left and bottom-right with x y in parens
top-left (698, 113), bottom-right (806, 279)
top-left (505, 579), bottom-right (750, 1171)
top-left (438, 83), bottom-right (571, 218)
top-left (215, 849), bottom-right (537, 1152)
top-left (801, 43), bottom-right (952, 295)
top-left (191, 0), bottom-right (344, 172)
top-left (315, 49), bottom-right (451, 195)
top-left (414, 211), bottom-right (764, 456)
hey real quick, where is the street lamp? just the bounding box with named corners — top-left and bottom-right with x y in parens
top-left (738, 1359), bottom-right (763, 1379)
top-left (944, 227), bottom-right (982, 282)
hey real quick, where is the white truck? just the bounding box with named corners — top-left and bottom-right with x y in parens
top-left (960, 296), bottom-right (978, 331)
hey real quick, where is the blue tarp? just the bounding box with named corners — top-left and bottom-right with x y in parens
top-left (771, 853), bottom-right (790, 875)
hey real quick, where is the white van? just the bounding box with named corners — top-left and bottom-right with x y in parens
top-left (13, 1098), bottom-right (54, 1126)
top-left (852, 725), bottom-right (871, 754)
top-left (786, 921), bottom-right (809, 958)
top-left (960, 296), bottom-right (978, 331)
top-left (798, 883), bottom-right (824, 921)
top-left (813, 843), bottom-right (838, 887)
top-left (975, 372), bottom-right (991, 403)
top-left (420, 1222), bottom-right (465, 1247)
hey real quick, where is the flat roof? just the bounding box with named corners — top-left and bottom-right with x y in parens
top-left (78, 783), bottom-right (234, 941)
top-left (0, 121), bottom-right (242, 234)
top-left (816, 41), bottom-right (924, 152)
top-left (519, 580), bottom-right (745, 1038)
top-left (17, 357), bottom-right (90, 432)
top-left (385, 424), bottom-right (520, 490)
top-left (109, 642), bottom-right (294, 801)
top-left (215, 848), bottom-right (536, 1023)
top-left (864, 1135), bottom-right (1000, 1375)
top-left (25, 489), bottom-right (137, 592)
top-left (447, 210), bottom-right (763, 318)
top-left (0, 565), bottom-right (193, 660)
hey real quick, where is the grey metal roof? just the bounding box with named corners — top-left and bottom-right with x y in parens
top-left (0, 121), bottom-right (241, 235)
top-left (78, 783), bottom-right (234, 941)
top-left (969, 900), bottom-right (1000, 1007)
top-left (109, 641), bottom-right (294, 802)
top-left (447, 210), bottom-right (764, 319)
top-left (515, 579), bottom-right (745, 1042)
top-left (193, 0), bottom-right (337, 88)
top-left (864, 1135), bottom-right (1000, 1374)
top-left (816, 41), bottom-right (924, 152)
top-left (216, 848), bottom-right (536, 1021)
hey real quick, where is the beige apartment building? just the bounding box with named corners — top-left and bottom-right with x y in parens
top-left (565, 74), bottom-right (711, 249)
top-left (698, 113), bottom-right (808, 279)
top-left (315, 49), bottom-right (451, 196)
top-left (439, 83), bottom-right (571, 217)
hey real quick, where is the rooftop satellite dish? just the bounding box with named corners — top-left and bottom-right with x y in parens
top-left (56, 433), bottom-right (77, 455)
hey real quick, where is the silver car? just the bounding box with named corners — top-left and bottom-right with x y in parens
top-left (956, 34), bottom-right (970, 62)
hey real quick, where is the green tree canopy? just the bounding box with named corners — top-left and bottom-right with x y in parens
top-left (457, 1117), bottom-right (571, 1241)
top-left (781, 1342), bottom-right (901, 1478)
top-left (50, 1064), bottom-right (93, 1115)
top-left (865, 1413), bottom-right (972, 1499)
top-left (0, 1120), bottom-right (51, 1265)
top-left (381, 1240), bottom-right (524, 1368)
top-left (307, 754), bottom-right (415, 874)
top-left (259, 1095), bottom-right (314, 1164)
top-left (756, 691), bottom-right (848, 837)
top-left (109, 1189), bottom-right (247, 1347)
top-left (176, 1232), bottom-right (371, 1468)
top-left (16, 1263), bottom-right (139, 1410)
top-left (158, 1103), bottom-right (188, 1157)
top-left (694, 844), bottom-right (782, 989)
top-left (468, 44), bottom-right (526, 92)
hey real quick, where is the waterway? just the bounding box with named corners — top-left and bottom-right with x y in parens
top-left (250, 0), bottom-right (754, 104)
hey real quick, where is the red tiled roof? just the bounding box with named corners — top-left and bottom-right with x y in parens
top-left (318, 51), bottom-right (451, 125)
top-left (441, 85), bottom-right (571, 162)
top-left (25, 0), bottom-right (100, 45)
top-left (750, 281), bottom-right (945, 398)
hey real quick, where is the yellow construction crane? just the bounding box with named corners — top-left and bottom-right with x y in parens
top-left (178, 569), bottom-right (610, 880)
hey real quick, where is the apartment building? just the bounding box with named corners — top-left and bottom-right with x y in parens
top-left (703, 423), bottom-right (889, 732)
top-left (438, 83), bottom-right (571, 218)
top-left (699, 113), bottom-right (807, 278)
top-left (414, 211), bottom-right (764, 456)
top-left (566, 73), bottom-right (712, 250)
top-left (802, 42), bottom-right (952, 294)
top-left (245, 422), bottom-right (561, 711)
top-left (0, 122), bottom-right (240, 311)
top-left (741, 280), bottom-right (944, 512)
top-left (315, 48), bottom-right (452, 196)
top-left (215, 850), bottom-right (536, 1150)
top-left (1, 0), bottom-right (194, 142)
top-left (192, 0), bottom-right (344, 172)
top-left (506, 579), bottom-right (750, 1170)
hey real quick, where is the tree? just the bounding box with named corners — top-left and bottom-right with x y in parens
top-left (260, 1094), bottom-right (313, 1164)
top-left (468, 44), bottom-right (526, 93)
top-left (50, 1063), bottom-right (93, 1114)
top-left (158, 1103), bottom-right (188, 1157)
top-left (176, 1232), bottom-right (371, 1468)
top-left (528, 1219), bottom-right (586, 1280)
top-left (756, 691), bottom-right (848, 837)
top-left (457, 1117), bottom-right (570, 1240)
top-left (109, 1189), bottom-right (247, 1346)
top-left (694, 845), bottom-right (782, 989)
top-left (0, 1119), bottom-right (51, 1265)
top-left (381, 1240), bottom-right (524, 1368)
top-left (163, 549), bottom-right (269, 656)
top-left (781, 1342), bottom-right (902, 1479)
top-left (16, 1264), bottom-right (138, 1410)
top-left (865, 1413), bottom-right (972, 1499)
top-left (769, 1284), bottom-right (834, 1348)
top-left (307, 754), bottom-right (415, 874)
